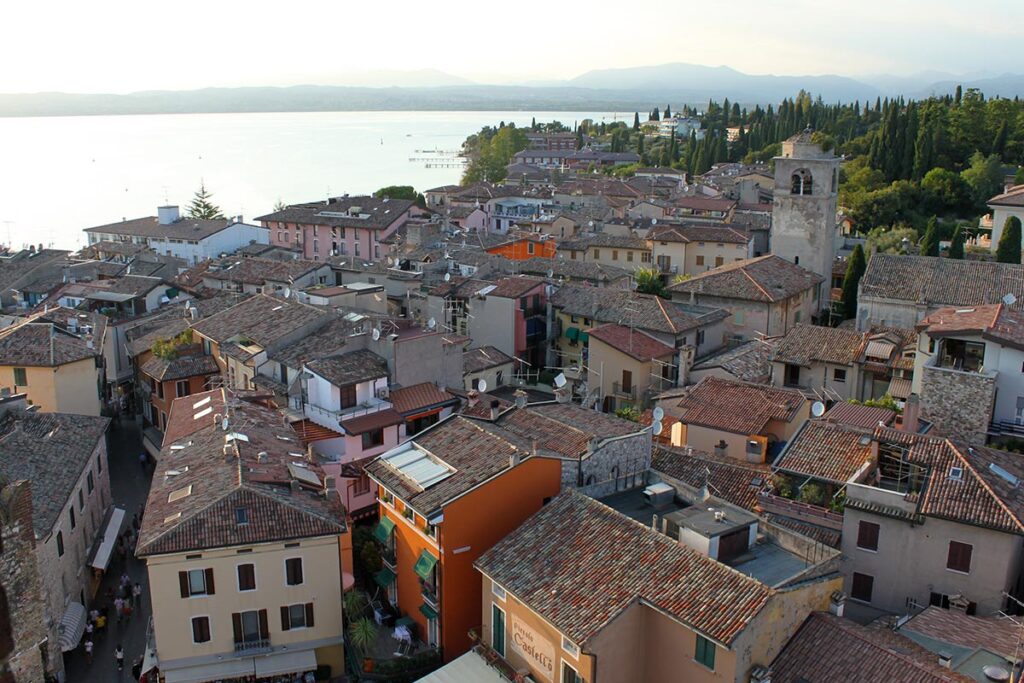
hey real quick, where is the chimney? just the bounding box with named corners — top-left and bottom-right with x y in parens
top-left (749, 665), bottom-right (772, 683)
top-left (513, 389), bottom-right (528, 409)
top-left (489, 399), bottom-right (501, 421)
top-left (289, 479), bottom-right (299, 493)
top-left (938, 653), bottom-right (952, 669)
top-left (158, 205), bottom-right (181, 225)
top-left (900, 394), bottom-right (920, 433)
top-left (828, 590), bottom-right (846, 617)
top-left (467, 390), bottom-right (479, 409)
top-left (509, 452), bottom-right (520, 469)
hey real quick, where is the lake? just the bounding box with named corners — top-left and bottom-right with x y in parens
top-left (0, 110), bottom-right (629, 250)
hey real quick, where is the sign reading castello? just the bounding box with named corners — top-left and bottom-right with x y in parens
top-left (510, 615), bottom-right (555, 681)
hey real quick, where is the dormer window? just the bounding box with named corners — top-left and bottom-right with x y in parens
top-left (236, 507), bottom-right (249, 525)
top-left (948, 466), bottom-right (964, 481)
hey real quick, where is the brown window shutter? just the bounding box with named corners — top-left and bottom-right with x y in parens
top-left (179, 571), bottom-right (189, 598)
top-left (205, 568), bottom-right (215, 595)
top-left (305, 602), bottom-right (314, 628)
top-left (280, 606), bottom-right (291, 631)
top-left (232, 613), bottom-right (242, 644)
top-left (258, 609), bottom-right (269, 639)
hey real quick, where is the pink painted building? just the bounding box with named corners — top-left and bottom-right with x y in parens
top-left (256, 195), bottom-right (420, 262)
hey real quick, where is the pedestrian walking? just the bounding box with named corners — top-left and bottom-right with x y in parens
top-left (120, 572), bottom-right (131, 589)
top-left (114, 597), bottom-right (124, 623)
top-left (132, 657), bottom-right (142, 681)
top-left (139, 452), bottom-right (147, 471)
top-left (89, 608), bottom-right (99, 624)
top-left (132, 582), bottom-right (142, 608)
top-left (96, 611), bottom-right (107, 635)
top-left (83, 638), bottom-right (93, 664)
top-left (84, 620), bottom-right (94, 641)
top-left (122, 602), bottom-right (133, 621)
top-left (114, 644), bottom-right (124, 672)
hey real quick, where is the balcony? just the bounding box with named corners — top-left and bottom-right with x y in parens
top-left (468, 628), bottom-right (533, 682)
top-left (420, 579), bottom-right (440, 609)
top-left (234, 638), bottom-right (271, 654)
top-left (611, 382), bottom-right (636, 400)
top-left (303, 397), bottom-right (392, 433)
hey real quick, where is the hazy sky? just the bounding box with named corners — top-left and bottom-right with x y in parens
top-left (5, 0), bottom-right (1019, 93)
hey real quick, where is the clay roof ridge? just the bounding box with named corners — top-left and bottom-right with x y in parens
top-left (808, 613), bottom-right (956, 678)
top-left (948, 442), bottom-right (1024, 534)
top-left (654, 296), bottom-right (678, 333)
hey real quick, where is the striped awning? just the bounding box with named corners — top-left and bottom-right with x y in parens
top-left (888, 377), bottom-right (912, 400)
top-left (58, 601), bottom-right (87, 652)
top-left (865, 340), bottom-right (895, 360)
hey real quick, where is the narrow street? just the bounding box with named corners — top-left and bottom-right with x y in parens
top-left (65, 415), bottom-right (153, 683)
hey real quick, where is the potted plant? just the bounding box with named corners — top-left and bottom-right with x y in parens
top-left (348, 616), bottom-right (378, 672)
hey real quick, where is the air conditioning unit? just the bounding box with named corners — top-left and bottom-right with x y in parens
top-left (375, 386), bottom-right (389, 400)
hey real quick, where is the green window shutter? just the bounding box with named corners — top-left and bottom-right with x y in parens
top-left (419, 603), bottom-right (438, 620)
top-left (373, 516), bottom-right (396, 543)
top-left (579, 330), bottom-right (589, 344)
top-left (373, 568), bottom-right (396, 588)
top-left (492, 604), bottom-right (505, 658)
top-left (565, 327), bottom-right (580, 342)
top-left (695, 635), bottom-right (716, 670)
top-left (413, 549), bottom-right (438, 580)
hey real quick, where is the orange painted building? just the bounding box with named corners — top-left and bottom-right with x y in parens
top-left (486, 236), bottom-right (557, 261)
top-left (137, 345), bottom-right (220, 432)
top-left (365, 416), bottom-right (562, 661)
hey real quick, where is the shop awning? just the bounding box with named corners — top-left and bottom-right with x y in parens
top-left (254, 649), bottom-right (317, 677)
top-left (374, 567), bottom-right (397, 588)
top-left (416, 650), bottom-right (507, 683)
top-left (163, 658), bottom-right (253, 683)
top-left (89, 506), bottom-right (125, 571)
top-left (419, 603), bottom-right (438, 620)
top-left (414, 549), bottom-right (438, 580)
top-left (565, 327), bottom-right (580, 341)
top-left (373, 516), bottom-right (396, 543)
top-left (888, 377), bottom-right (912, 400)
top-left (58, 601), bottom-right (87, 652)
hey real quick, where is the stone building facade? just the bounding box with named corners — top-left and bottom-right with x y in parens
top-left (567, 432), bottom-right (653, 497)
top-left (0, 481), bottom-right (48, 683)
top-left (919, 365), bottom-right (996, 446)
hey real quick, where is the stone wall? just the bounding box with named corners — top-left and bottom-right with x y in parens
top-left (919, 365), bottom-right (996, 446)
top-left (567, 432), bottom-right (652, 497)
top-left (0, 481), bottom-right (48, 683)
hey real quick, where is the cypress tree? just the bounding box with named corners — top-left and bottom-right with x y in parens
top-left (919, 217), bottom-right (940, 257)
top-left (992, 120), bottom-right (1008, 157)
top-left (664, 104), bottom-right (672, 119)
top-left (637, 134), bottom-right (645, 158)
top-left (841, 244), bottom-right (867, 320)
top-left (633, 112), bottom-right (640, 131)
top-left (997, 216), bottom-right (1022, 263)
top-left (948, 225), bottom-right (965, 259)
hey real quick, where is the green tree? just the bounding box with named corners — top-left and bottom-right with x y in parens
top-left (186, 181), bottom-right (225, 220)
top-left (919, 216), bottom-right (940, 256)
top-left (840, 244), bottom-right (866, 319)
top-left (348, 617), bottom-right (378, 655)
top-left (921, 167), bottom-right (971, 215)
top-left (960, 152), bottom-right (1003, 210)
top-left (948, 225), bottom-right (965, 259)
top-left (996, 215), bottom-right (1022, 264)
top-left (1015, 167), bottom-right (1024, 186)
top-left (636, 134), bottom-right (645, 158)
top-left (373, 185), bottom-right (417, 200)
top-left (634, 267), bottom-right (666, 297)
top-left (633, 112), bottom-right (640, 131)
top-left (462, 125), bottom-right (528, 184)
top-left (664, 104), bottom-right (672, 119)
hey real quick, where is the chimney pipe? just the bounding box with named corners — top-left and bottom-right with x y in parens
top-left (489, 399), bottom-right (501, 421)
top-left (900, 394), bottom-right (920, 433)
top-left (938, 653), bottom-right (952, 669)
top-left (828, 590), bottom-right (846, 617)
top-left (467, 390), bottom-right (479, 409)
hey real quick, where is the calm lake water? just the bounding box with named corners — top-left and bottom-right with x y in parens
top-left (0, 110), bottom-right (629, 250)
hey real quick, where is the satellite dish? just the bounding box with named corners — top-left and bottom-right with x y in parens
top-left (553, 373), bottom-right (567, 388)
top-left (652, 406), bottom-right (665, 422)
top-left (652, 421), bottom-right (663, 436)
top-left (1003, 293), bottom-right (1017, 306)
top-left (811, 401), bottom-right (826, 418)
top-left (547, 269), bottom-right (554, 278)
top-left (427, 317), bottom-right (437, 330)
top-left (371, 328), bottom-right (381, 341)
top-left (477, 378), bottom-right (488, 392)
top-left (651, 218), bottom-right (657, 225)
top-left (283, 287), bottom-right (291, 299)
top-left (444, 272), bottom-right (451, 282)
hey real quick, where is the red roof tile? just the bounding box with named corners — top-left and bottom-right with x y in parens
top-left (388, 382), bottom-right (457, 416)
top-left (587, 324), bottom-right (676, 361)
top-left (775, 421), bottom-right (875, 484)
top-left (340, 408), bottom-right (404, 435)
top-left (675, 377), bottom-right (806, 435)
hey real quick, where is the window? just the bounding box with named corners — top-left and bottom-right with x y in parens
top-left (353, 474), bottom-right (371, 496)
top-left (235, 507), bottom-right (249, 525)
top-left (191, 616), bottom-right (211, 643)
top-left (641, 252), bottom-right (652, 263)
top-left (87, 471), bottom-right (94, 493)
top-left (947, 541), bottom-right (973, 573)
top-left (280, 603), bottom-right (314, 630)
top-left (492, 604), bottom-right (506, 657)
top-left (285, 557), bottom-right (304, 586)
top-left (340, 384), bottom-right (357, 409)
top-left (237, 564), bottom-right (256, 591)
top-left (833, 368), bottom-right (847, 383)
top-left (627, 251), bottom-right (634, 262)
top-left (180, 568), bottom-right (215, 597)
top-left (715, 256), bottom-right (724, 267)
top-left (362, 428), bottom-right (385, 449)
top-left (851, 572), bottom-right (874, 602)
top-left (56, 531), bottom-right (64, 557)
top-left (593, 249), bottom-right (600, 260)
top-left (612, 250), bottom-right (619, 261)
top-left (856, 521), bottom-right (879, 551)
top-left (12, 367), bottom-right (26, 386)
top-left (562, 635), bottom-right (580, 658)
top-left (695, 634), bottom-right (716, 670)
top-left (155, 380), bottom-right (164, 400)
top-left (69, 508), bottom-right (76, 530)
top-left (734, 311), bottom-right (744, 325)
top-left (232, 609), bottom-right (268, 645)
top-left (527, 242), bottom-right (535, 255)
top-left (176, 380), bottom-right (190, 398)
top-left (78, 488), bottom-right (84, 511)
top-left (562, 661), bottom-right (583, 683)
top-left (794, 255), bottom-right (800, 265)
top-left (696, 255), bottom-right (705, 267)
top-left (492, 582), bottom-right (506, 601)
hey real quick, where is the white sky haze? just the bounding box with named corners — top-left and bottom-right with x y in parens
top-left (4, 0), bottom-right (1020, 93)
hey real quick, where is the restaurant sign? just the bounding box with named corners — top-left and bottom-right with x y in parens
top-left (510, 615), bottom-right (555, 682)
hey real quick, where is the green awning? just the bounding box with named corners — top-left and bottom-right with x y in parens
top-left (580, 331), bottom-right (590, 343)
top-left (164, 287), bottom-right (179, 299)
top-left (374, 568), bottom-right (396, 587)
top-left (413, 549), bottom-right (438, 580)
top-left (395, 616), bottom-right (414, 628)
top-left (419, 603), bottom-right (438, 620)
top-left (373, 516), bottom-right (396, 543)
top-left (565, 327), bottom-right (580, 341)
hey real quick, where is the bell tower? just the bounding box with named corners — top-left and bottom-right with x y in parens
top-left (772, 127), bottom-right (840, 311)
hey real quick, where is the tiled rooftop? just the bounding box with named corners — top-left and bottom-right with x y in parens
top-left (918, 302), bottom-right (1024, 351)
top-left (388, 382), bottom-right (457, 416)
top-left (674, 376), bottom-right (806, 435)
top-left (771, 324), bottom-right (867, 366)
top-left (463, 346), bottom-right (515, 374)
top-left (140, 348), bottom-right (220, 382)
top-left (307, 349), bottom-right (388, 387)
top-left (550, 285), bottom-right (727, 335)
top-left (475, 491), bottom-right (773, 647)
top-left (690, 339), bottom-right (775, 383)
top-left (669, 255), bottom-right (824, 303)
top-left (651, 445), bottom-right (769, 511)
top-left (493, 403), bottom-right (643, 458)
top-left (0, 307), bottom-right (105, 367)
top-left (255, 195), bottom-right (414, 230)
top-left (191, 293), bottom-right (332, 346)
top-left (84, 215), bottom-right (243, 240)
top-left (858, 254), bottom-right (1024, 309)
top-left (774, 421), bottom-right (875, 484)
top-left (0, 410), bottom-right (109, 535)
top-left (587, 324), bottom-right (676, 361)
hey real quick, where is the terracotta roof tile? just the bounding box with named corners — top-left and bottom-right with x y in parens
top-left (340, 408), bottom-right (404, 435)
top-left (821, 402), bottom-right (896, 429)
top-left (771, 324), bottom-right (866, 366)
top-left (587, 324), bottom-right (676, 361)
top-left (690, 340), bottom-right (775, 383)
top-left (463, 346), bottom-right (515, 374)
top-left (191, 293), bottom-right (332, 346)
top-left (651, 445), bottom-right (768, 511)
top-left (669, 255), bottom-right (824, 303)
top-left (307, 349), bottom-right (388, 387)
top-left (493, 403), bottom-right (643, 458)
top-left (140, 348), bottom-right (220, 382)
top-left (550, 285), bottom-right (727, 335)
top-left (475, 491), bottom-right (773, 647)
top-left (859, 255), bottom-right (1024, 310)
top-left (901, 606), bottom-right (1020, 660)
top-left (918, 303), bottom-right (1024, 351)
top-left (388, 383), bottom-right (457, 416)
top-left (254, 195), bottom-right (413, 230)
top-left (674, 377), bottom-right (806, 435)
top-left (775, 421), bottom-right (875, 484)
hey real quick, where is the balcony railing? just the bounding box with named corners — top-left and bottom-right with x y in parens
top-left (420, 579), bottom-right (440, 608)
top-left (612, 382), bottom-right (636, 400)
top-left (234, 638), bottom-right (271, 654)
top-left (303, 397), bottom-right (392, 432)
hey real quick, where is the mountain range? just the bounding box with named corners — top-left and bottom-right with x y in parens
top-left (2, 63), bottom-right (1022, 117)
